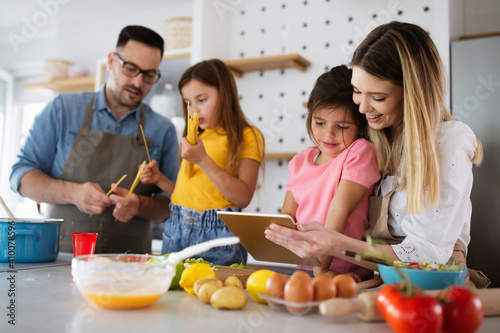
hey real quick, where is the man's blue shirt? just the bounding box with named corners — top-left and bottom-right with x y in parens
top-left (10, 88), bottom-right (179, 198)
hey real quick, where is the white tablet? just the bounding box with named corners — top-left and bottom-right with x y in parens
top-left (217, 211), bottom-right (320, 266)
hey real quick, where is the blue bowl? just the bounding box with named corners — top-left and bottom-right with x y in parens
top-left (377, 263), bottom-right (468, 290)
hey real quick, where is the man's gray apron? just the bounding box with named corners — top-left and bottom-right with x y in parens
top-left (368, 175), bottom-right (490, 288)
top-left (47, 95), bottom-right (156, 254)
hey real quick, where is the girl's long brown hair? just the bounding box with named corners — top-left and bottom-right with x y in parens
top-left (178, 59), bottom-right (264, 177)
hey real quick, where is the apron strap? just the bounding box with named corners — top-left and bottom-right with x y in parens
top-left (80, 94), bottom-right (96, 136)
top-left (368, 174), bottom-right (404, 244)
top-left (134, 106), bottom-right (153, 148)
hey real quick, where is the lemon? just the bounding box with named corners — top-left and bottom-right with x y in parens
top-left (246, 269), bottom-right (276, 303)
top-left (179, 263), bottom-right (215, 295)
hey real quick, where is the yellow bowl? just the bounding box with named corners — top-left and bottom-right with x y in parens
top-left (72, 254), bottom-right (174, 309)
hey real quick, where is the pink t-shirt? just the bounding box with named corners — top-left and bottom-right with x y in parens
top-left (287, 138), bottom-right (380, 278)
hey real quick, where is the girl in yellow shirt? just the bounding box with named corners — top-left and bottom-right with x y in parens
top-left (141, 59), bottom-right (264, 265)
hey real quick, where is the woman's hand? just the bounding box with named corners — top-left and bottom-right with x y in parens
top-left (267, 220), bottom-right (393, 272)
top-left (264, 221), bottom-right (336, 259)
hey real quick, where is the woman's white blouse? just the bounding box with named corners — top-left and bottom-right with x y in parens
top-left (379, 121), bottom-right (477, 263)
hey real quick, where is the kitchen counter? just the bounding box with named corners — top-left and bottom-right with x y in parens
top-left (0, 252), bottom-right (73, 272)
top-left (1, 258), bottom-right (499, 333)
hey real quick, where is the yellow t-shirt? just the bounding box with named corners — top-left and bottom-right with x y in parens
top-left (171, 127), bottom-right (264, 212)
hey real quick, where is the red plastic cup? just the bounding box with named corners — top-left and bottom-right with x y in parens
top-left (72, 233), bottom-right (98, 257)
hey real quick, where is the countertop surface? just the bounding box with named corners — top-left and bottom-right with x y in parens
top-left (1, 255), bottom-right (499, 333)
top-left (0, 252), bottom-right (73, 272)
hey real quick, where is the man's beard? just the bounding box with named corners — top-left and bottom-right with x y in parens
top-left (115, 84), bottom-right (144, 109)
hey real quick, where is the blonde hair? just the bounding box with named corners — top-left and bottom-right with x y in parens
top-left (178, 59), bottom-right (264, 177)
top-left (352, 22), bottom-right (483, 214)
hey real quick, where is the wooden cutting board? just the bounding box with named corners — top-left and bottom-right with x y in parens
top-left (214, 266), bottom-right (257, 287)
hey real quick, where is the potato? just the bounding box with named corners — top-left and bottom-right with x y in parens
top-left (224, 275), bottom-right (243, 289)
top-left (194, 278), bottom-right (223, 296)
top-left (198, 282), bottom-right (221, 304)
top-left (210, 286), bottom-right (248, 310)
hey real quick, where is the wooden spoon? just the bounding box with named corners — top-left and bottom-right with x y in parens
top-left (0, 195), bottom-right (16, 221)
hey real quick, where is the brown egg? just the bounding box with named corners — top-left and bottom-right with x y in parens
top-left (284, 274), bottom-right (314, 314)
top-left (332, 274), bottom-right (357, 298)
top-left (290, 270), bottom-right (311, 281)
top-left (311, 274), bottom-right (337, 301)
top-left (265, 273), bottom-right (289, 302)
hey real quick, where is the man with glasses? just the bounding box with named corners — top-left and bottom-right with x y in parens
top-left (10, 26), bottom-right (179, 254)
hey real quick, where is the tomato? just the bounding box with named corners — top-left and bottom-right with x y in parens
top-left (439, 286), bottom-right (483, 333)
top-left (408, 262), bottom-right (422, 270)
top-left (377, 284), bottom-right (443, 333)
top-left (377, 283), bottom-right (401, 319)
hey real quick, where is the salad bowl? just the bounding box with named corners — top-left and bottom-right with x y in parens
top-left (378, 261), bottom-right (467, 290)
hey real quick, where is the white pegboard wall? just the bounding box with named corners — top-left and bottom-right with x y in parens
top-left (225, 0), bottom-right (442, 214)
top-left (249, 159), bottom-right (291, 214)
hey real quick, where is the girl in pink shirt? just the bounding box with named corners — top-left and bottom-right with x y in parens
top-left (282, 65), bottom-right (380, 281)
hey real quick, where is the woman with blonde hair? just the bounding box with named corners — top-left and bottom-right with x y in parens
top-left (265, 21), bottom-right (488, 287)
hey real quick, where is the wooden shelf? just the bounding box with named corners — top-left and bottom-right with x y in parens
top-left (163, 48), bottom-right (191, 60)
top-left (265, 152), bottom-right (296, 160)
top-left (224, 54), bottom-right (311, 78)
top-left (458, 31), bottom-right (500, 40)
top-left (24, 76), bottom-right (95, 94)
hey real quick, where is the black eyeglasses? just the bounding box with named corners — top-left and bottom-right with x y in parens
top-left (114, 52), bottom-right (161, 84)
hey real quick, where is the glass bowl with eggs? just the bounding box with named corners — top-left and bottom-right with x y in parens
top-left (261, 271), bottom-right (358, 316)
top-left (259, 294), bottom-right (322, 316)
